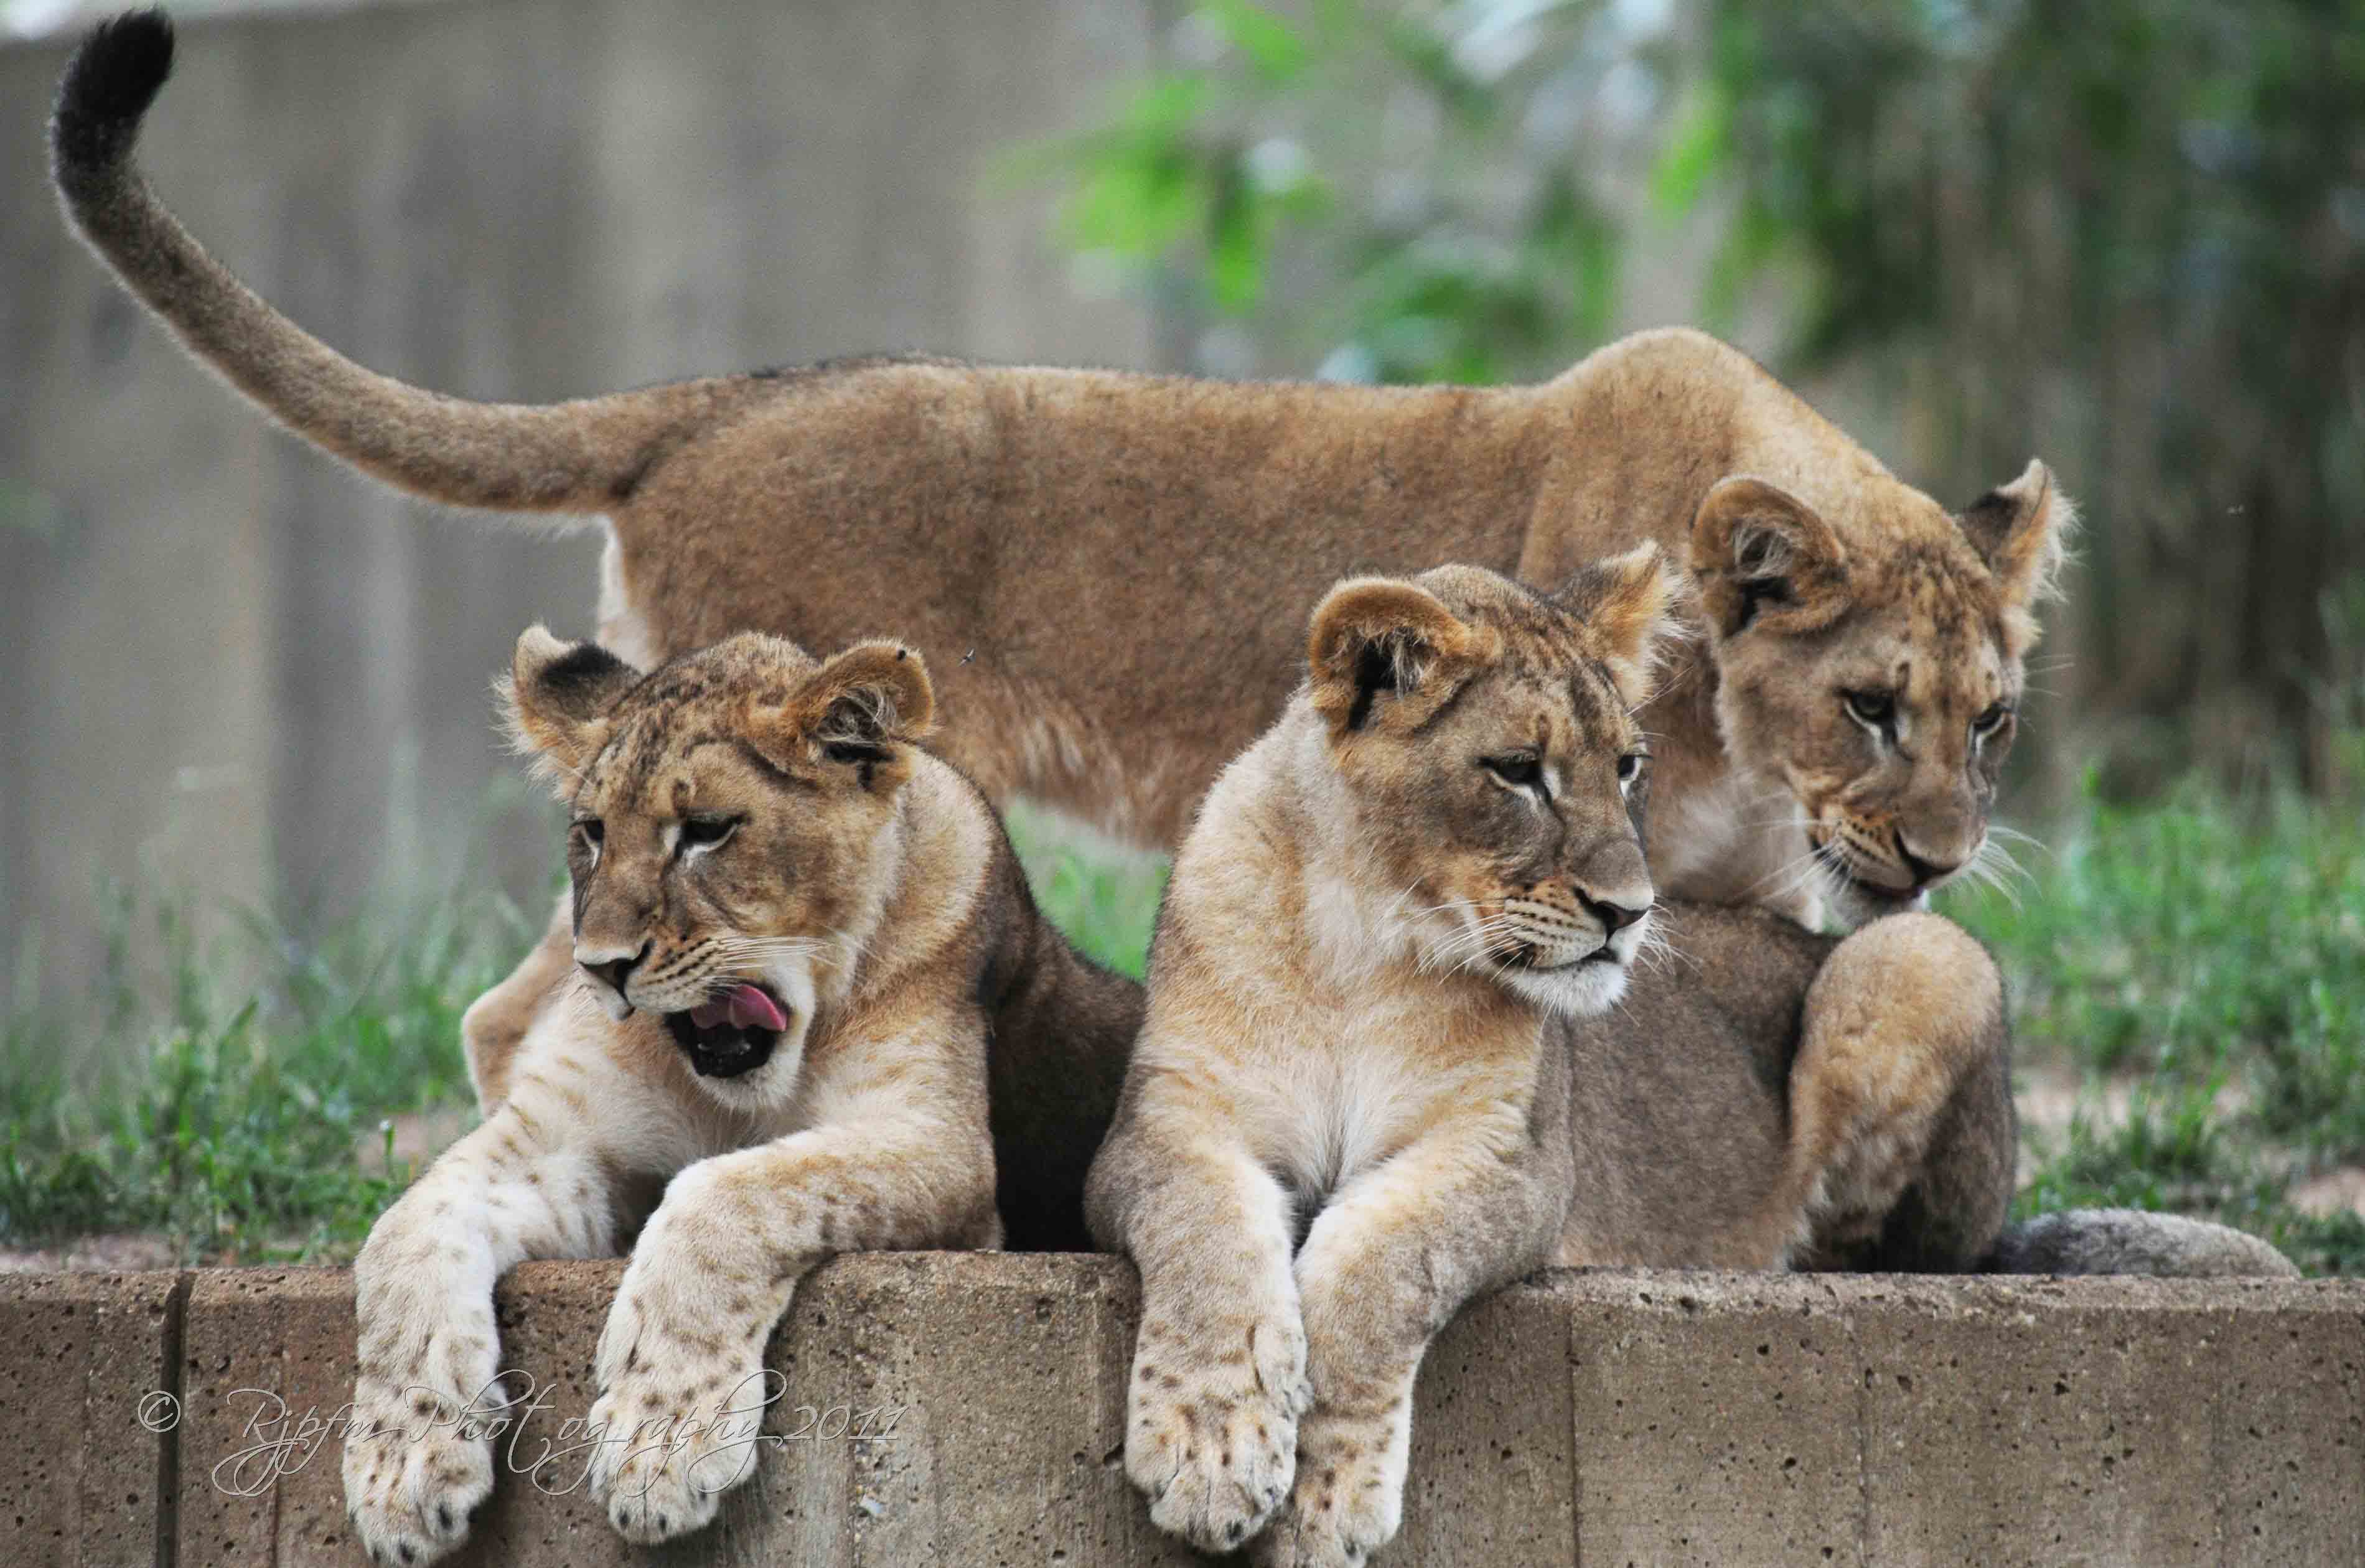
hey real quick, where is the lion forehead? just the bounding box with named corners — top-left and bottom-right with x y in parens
top-left (1888, 564), bottom-right (2016, 708)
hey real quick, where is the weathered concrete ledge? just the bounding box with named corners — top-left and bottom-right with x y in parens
top-left (2, 1257), bottom-right (2357, 1566)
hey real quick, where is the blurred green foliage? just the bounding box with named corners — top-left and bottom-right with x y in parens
top-left (1030, 0), bottom-right (2365, 782)
top-left (1690, 0), bottom-right (2365, 786)
top-left (1016, 0), bottom-right (1642, 383)
top-left (1950, 772), bottom-right (2365, 1146)
top-left (1003, 801), bottom-right (1169, 979)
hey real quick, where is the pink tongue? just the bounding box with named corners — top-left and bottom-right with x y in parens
top-left (689, 984), bottom-right (788, 1033)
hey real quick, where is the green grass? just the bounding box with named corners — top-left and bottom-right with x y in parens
top-left (4, 765), bottom-right (2359, 1272)
top-left (0, 885), bottom-right (532, 1263)
top-left (1942, 765), bottom-right (2365, 1276)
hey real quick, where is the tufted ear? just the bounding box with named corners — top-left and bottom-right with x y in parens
top-left (500, 625), bottom-right (640, 793)
top-left (1958, 457), bottom-right (2074, 620)
top-left (1556, 541), bottom-right (1685, 707)
top-left (757, 640), bottom-right (936, 788)
top-left (1307, 577), bottom-right (1501, 739)
top-left (1688, 477), bottom-right (1850, 638)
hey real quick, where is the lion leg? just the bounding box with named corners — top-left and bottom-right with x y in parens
top-left (584, 1070), bottom-right (998, 1546)
top-left (1808, 1020), bottom-right (2014, 1273)
top-left (1252, 1127), bottom-right (1564, 1568)
top-left (1781, 912), bottom-right (2011, 1272)
top-left (1087, 1107), bottom-right (1309, 1557)
top-left (460, 893), bottom-right (574, 1112)
top-left (344, 1032), bottom-right (685, 1565)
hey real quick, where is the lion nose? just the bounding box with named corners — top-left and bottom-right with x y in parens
top-left (1894, 831), bottom-right (1965, 889)
top-left (1577, 889), bottom-right (1649, 935)
top-left (577, 939), bottom-right (650, 999)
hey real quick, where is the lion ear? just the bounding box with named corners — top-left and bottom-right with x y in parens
top-left (1959, 458), bottom-right (2074, 617)
top-left (1557, 541), bottom-right (1684, 706)
top-left (766, 641), bottom-right (936, 787)
top-left (1306, 577), bottom-right (1499, 738)
top-left (1688, 477), bottom-right (1850, 638)
top-left (499, 626), bottom-right (640, 793)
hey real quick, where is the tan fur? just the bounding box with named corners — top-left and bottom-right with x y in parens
top-left (1542, 903), bottom-right (2016, 1281)
top-left (54, 18), bottom-right (2071, 942)
top-left (1545, 904), bottom-right (2300, 1282)
top-left (342, 630), bottom-right (1138, 1563)
top-left (456, 893), bottom-right (571, 1109)
top-left (1084, 562), bottom-right (1656, 1562)
top-left (1084, 564), bottom-right (2040, 1566)
top-left (1986, 1208), bottom-right (2302, 1279)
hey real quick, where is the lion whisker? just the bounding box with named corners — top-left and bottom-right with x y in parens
top-left (1744, 845), bottom-right (1830, 902)
top-left (1985, 823), bottom-right (2054, 859)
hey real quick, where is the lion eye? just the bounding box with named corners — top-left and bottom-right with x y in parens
top-left (1972, 702), bottom-right (2011, 737)
top-left (1843, 689), bottom-right (1896, 729)
top-left (1484, 754), bottom-right (1546, 793)
top-left (680, 815), bottom-right (739, 850)
top-left (571, 818), bottom-right (604, 847)
top-left (1617, 752), bottom-right (1649, 786)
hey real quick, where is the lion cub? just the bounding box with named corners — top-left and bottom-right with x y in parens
top-left (342, 629), bottom-right (1136, 1563)
top-left (1082, 554), bottom-right (2025, 1567)
top-left (1087, 552), bottom-right (1670, 1564)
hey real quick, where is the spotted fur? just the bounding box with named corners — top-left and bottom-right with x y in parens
top-left (341, 630), bottom-right (1138, 1562)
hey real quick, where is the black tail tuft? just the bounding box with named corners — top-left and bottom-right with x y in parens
top-left (51, 9), bottom-right (176, 174)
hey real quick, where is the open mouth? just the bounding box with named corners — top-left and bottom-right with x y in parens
top-left (662, 982), bottom-right (789, 1079)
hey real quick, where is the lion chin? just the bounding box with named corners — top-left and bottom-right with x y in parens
top-left (1501, 958), bottom-right (1636, 1018)
top-left (1822, 874), bottom-right (1934, 926)
top-left (1486, 928), bottom-right (1647, 1019)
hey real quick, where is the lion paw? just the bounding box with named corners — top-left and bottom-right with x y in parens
top-left (1126, 1315), bottom-right (1309, 1553)
top-left (340, 1379), bottom-right (495, 1566)
top-left (1249, 1423), bottom-right (1405, 1568)
top-left (586, 1301), bottom-right (772, 1545)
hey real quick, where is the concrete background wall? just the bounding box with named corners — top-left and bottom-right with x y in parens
top-left (0, 0), bottom-right (1161, 992)
top-left (3, 1257), bottom-right (2360, 1567)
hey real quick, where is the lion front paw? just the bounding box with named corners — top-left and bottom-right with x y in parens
top-left (1125, 1314), bottom-right (1310, 1553)
top-left (1249, 1417), bottom-right (1406, 1568)
top-left (584, 1332), bottom-right (774, 1545)
top-left (340, 1379), bottom-right (495, 1566)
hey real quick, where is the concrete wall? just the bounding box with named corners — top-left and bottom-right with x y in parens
top-left (0, 0), bottom-right (1159, 994)
top-left (2, 1257), bottom-right (2359, 1566)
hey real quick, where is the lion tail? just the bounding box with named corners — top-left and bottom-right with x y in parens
top-left (50, 10), bottom-right (763, 521)
top-left (1982, 1209), bottom-right (2302, 1279)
